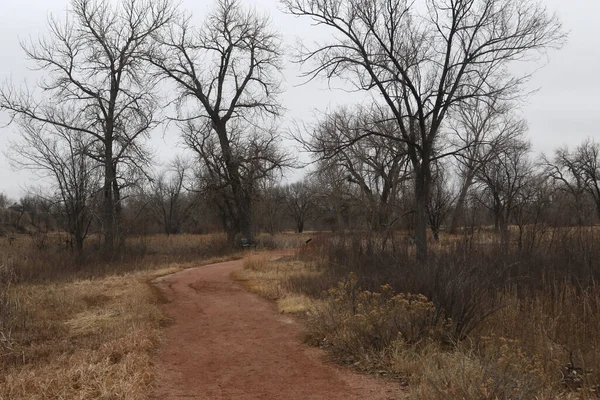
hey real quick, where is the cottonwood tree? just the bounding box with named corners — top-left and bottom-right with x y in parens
top-left (544, 139), bottom-right (600, 225)
top-left (149, 157), bottom-right (198, 236)
top-left (6, 121), bottom-right (99, 253)
top-left (473, 138), bottom-right (533, 246)
top-left (448, 99), bottom-right (528, 233)
top-left (0, 0), bottom-right (175, 256)
top-left (183, 120), bottom-right (292, 244)
top-left (149, 0), bottom-right (285, 243)
top-left (512, 172), bottom-right (552, 252)
top-left (543, 146), bottom-right (590, 226)
top-left (573, 139), bottom-right (600, 222)
top-left (305, 107), bottom-right (410, 231)
top-left (283, 179), bottom-right (316, 233)
top-left (427, 161), bottom-right (456, 241)
top-left (283, 0), bottom-right (564, 262)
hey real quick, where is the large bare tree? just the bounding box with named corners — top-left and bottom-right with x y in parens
top-left (6, 120), bottom-right (99, 254)
top-left (448, 98), bottom-right (528, 233)
top-left (283, 0), bottom-right (564, 262)
top-left (0, 0), bottom-right (175, 256)
top-left (304, 106), bottom-right (410, 231)
top-left (183, 120), bottom-right (292, 244)
top-left (473, 137), bottom-right (533, 245)
top-left (544, 139), bottom-right (600, 225)
top-left (149, 0), bottom-right (284, 243)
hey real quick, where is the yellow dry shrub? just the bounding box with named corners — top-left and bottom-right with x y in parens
top-left (305, 273), bottom-right (443, 366)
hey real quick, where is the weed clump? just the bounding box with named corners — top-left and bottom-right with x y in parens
top-left (305, 273), bottom-right (442, 362)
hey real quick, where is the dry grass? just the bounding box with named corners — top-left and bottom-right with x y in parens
top-left (0, 232), bottom-right (234, 283)
top-left (0, 232), bottom-right (243, 399)
top-left (235, 230), bottom-right (600, 400)
top-left (233, 253), bottom-right (321, 314)
top-left (255, 231), bottom-right (319, 250)
top-left (0, 273), bottom-right (162, 399)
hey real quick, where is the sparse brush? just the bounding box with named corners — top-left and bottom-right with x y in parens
top-left (243, 228), bottom-right (600, 399)
top-left (305, 273), bottom-right (444, 368)
top-left (0, 232), bottom-right (254, 399)
top-left (409, 346), bottom-right (545, 400)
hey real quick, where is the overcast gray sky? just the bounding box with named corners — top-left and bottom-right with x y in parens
top-left (0, 0), bottom-right (598, 199)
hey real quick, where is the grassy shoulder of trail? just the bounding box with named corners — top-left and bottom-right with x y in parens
top-left (0, 233), bottom-right (246, 399)
top-left (233, 231), bottom-right (600, 400)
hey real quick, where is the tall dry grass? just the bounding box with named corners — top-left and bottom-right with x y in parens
top-left (0, 273), bottom-right (164, 399)
top-left (240, 228), bottom-right (600, 399)
top-left (1, 232), bottom-right (232, 283)
top-left (0, 232), bottom-right (239, 399)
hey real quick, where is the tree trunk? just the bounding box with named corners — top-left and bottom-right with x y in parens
top-left (227, 228), bottom-right (237, 248)
top-left (449, 171), bottom-right (475, 234)
top-left (431, 225), bottom-right (440, 242)
top-left (500, 218), bottom-right (509, 251)
top-left (297, 219), bottom-right (304, 233)
top-left (216, 124), bottom-right (254, 244)
top-left (112, 172), bottom-right (124, 250)
top-left (237, 191), bottom-right (253, 240)
top-left (414, 161), bottom-right (431, 264)
top-left (103, 145), bottom-right (115, 257)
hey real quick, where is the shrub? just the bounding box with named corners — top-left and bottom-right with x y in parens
top-left (305, 273), bottom-right (443, 365)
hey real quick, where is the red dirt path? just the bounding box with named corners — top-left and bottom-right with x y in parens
top-left (150, 253), bottom-right (406, 399)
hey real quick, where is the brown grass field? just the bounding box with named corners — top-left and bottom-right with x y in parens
top-left (0, 233), bottom-right (252, 399)
top-left (235, 229), bottom-right (600, 400)
top-left (3, 228), bottom-right (600, 399)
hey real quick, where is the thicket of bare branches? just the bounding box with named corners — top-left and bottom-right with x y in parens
top-left (0, 0), bottom-right (176, 256)
top-left (147, 0), bottom-right (292, 244)
top-left (283, 0), bottom-right (565, 262)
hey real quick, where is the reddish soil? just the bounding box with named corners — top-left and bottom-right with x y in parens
top-left (150, 253), bottom-right (406, 399)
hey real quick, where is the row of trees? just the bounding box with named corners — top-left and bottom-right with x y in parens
top-left (3, 133), bottom-right (600, 249)
top-left (1, 0), bottom-right (566, 263)
top-left (0, 0), bottom-right (293, 256)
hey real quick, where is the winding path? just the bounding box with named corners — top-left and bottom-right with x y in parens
top-left (150, 253), bottom-right (405, 399)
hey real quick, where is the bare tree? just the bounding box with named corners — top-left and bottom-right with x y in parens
top-left (304, 106), bottom-right (410, 231)
top-left (6, 120), bottom-right (99, 254)
top-left (512, 172), bottom-right (551, 252)
top-left (149, 0), bottom-right (284, 243)
top-left (0, 0), bottom-right (175, 256)
top-left (473, 137), bottom-right (533, 246)
top-left (0, 194), bottom-right (9, 212)
top-left (255, 179), bottom-right (287, 234)
top-left (427, 161), bottom-right (456, 241)
top-left (311, 161), bottom-right (356, 232)
top-left (574, 139), bottom-right (600, 222)
top-left (183, 120), bottom-right (292, 244)
top-left (283, 0), bottom-right (564, 262)
top-left (543, 146), bottom-right (589, 226)
top-left (149, 156), bottom-right (198, 236)
top-left (543, 138), bottom-right (600, 225)
top-left (448, 99), bottom-right (527, 233)
top-left (283, 180), bottom-right (316, 233)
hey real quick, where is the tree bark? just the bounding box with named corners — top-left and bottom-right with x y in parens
top-left (103, 144), bottom-right (115, 257)
top-left (414, 159), bottom-right (431, 264)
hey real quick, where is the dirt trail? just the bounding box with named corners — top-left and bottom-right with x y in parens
top-left (150, 252), bottom-right (406, 399)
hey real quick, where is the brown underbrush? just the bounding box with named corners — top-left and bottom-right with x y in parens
top-left (240, 228), bottom-right (600, 399)
top-left (0, 232), bottom-right (241, 399)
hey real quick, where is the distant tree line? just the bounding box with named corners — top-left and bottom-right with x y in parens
top-left (0, 0), bottom-right (567, 264)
